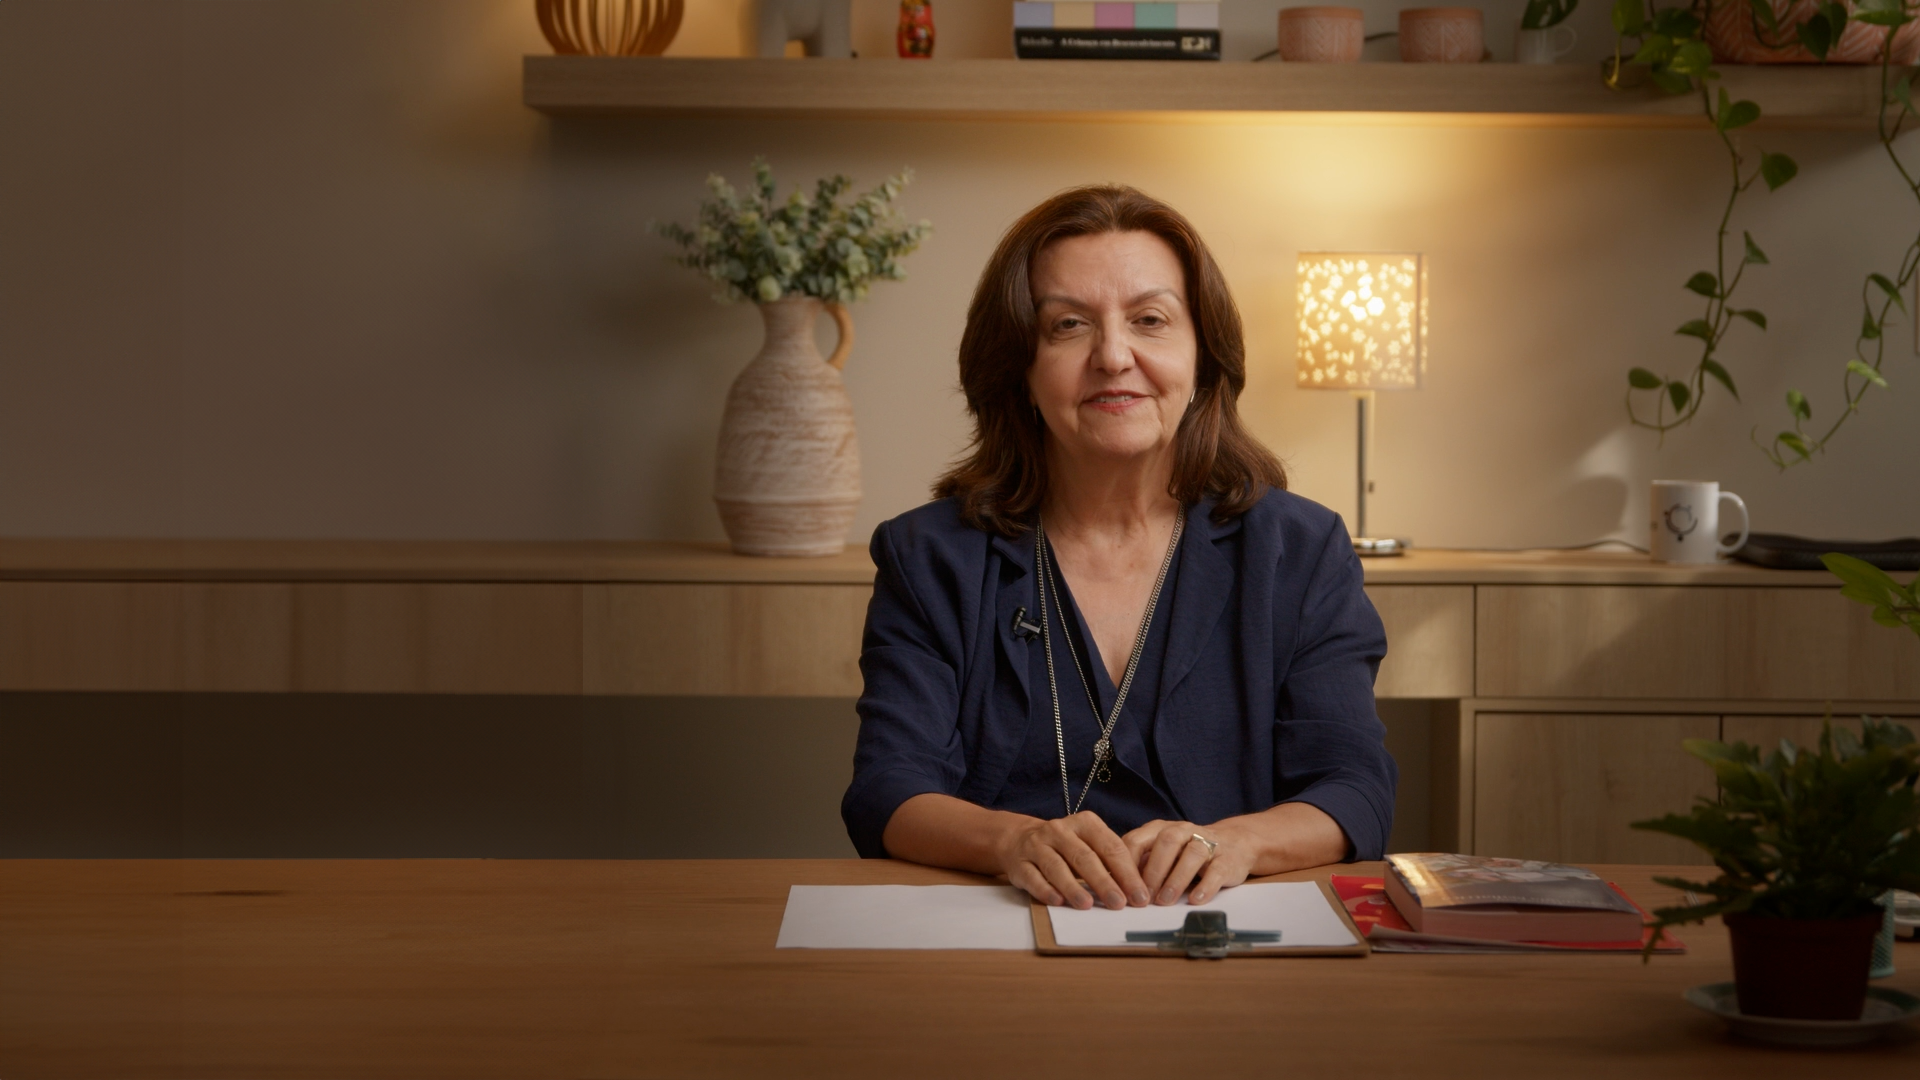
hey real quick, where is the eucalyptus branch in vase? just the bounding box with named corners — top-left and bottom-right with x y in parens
top-left (1609, 0), bottom-right (1799, 440)
top-left (1759, 0), bottom-right (1920, 467)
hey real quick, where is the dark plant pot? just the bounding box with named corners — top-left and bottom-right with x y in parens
top-left (1723, 910), bottom-right (1885, 1020)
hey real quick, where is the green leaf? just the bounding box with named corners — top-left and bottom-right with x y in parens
top-left (1629, 367), bottom-right (1665, 390)
top-left (1676, 318), bottom-right (1715, 341)
top-left (1613, 0), bottom-right (1646, 34)
top-left (1651, 68), bottom-right (1695, 94)
top-left (1650, 7), bottom-right (1702, 36)
top-left (1718, 90), bottom-right (1762, 131)
top-left (1777, 431), bottom-right (1814, 459)
top-left (1732, 308), bottom-right (1768, 330)
top-left (1523, 0), bottom-right (1577, 29)
top-left (1760, 152), bottom-right (1799, 191)
top-left (1631, 34), bottom-right (1675, 65)
top-left (1703, 358), bottom-right (1740, 399)
top-left (1749, 0), bottom-right (1781, 31)
top-left (1822, 553), bottom-right (1907, 605)
top-left (1671, 39), bottom-right (1717, 77)
top-left (1685, 272), bottom-right (1720, 297)
top-left (1847, 358), bottom-right (1890, 387)
top-left (1797, 8), bottom-right (1840, 58)
top-left (1897, 76), bottom-right (1916, 117)
top-left (1863, 308), bottom-right (1884, 340)
top-left (1855, 0), bottom-right (1911, 26)
top-left (1870, 272), bottom-right (1907, 312)
top-left (1787, 388), bottom-right (1812, 421)
top-left (1668, 380), bottom-right (1692, 412)
top-left (1744, 231), bottom-right (1769, 265)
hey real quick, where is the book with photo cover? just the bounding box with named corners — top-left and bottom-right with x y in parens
top-left (1383, 854), bottom-right (1646, 944)
top-left (1332, 874), bottom-right (1683, 953)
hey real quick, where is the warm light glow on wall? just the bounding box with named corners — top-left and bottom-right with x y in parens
top-left (1296, 253), bottom-right (1426, 390)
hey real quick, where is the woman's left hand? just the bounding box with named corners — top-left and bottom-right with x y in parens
top-left (1120, 819), bottom-right (1251, 905)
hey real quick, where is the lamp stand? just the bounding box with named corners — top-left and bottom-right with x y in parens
top-left (1352, 390), bottom-right (1406, 557)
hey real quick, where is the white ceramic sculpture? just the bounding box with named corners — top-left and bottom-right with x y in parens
top-left (753, 0), bottom-right (853, 57)
top-left (713, 297), bottom-right (861, 556)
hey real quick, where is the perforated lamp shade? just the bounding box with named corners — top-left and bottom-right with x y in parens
top-left (1295, 253), bottom-right (1426, 391)
top-left (1295, 252), bottom-right (1426, 556)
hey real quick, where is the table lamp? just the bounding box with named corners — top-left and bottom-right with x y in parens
top-left (1296, 253), bottom-right (1426, 557)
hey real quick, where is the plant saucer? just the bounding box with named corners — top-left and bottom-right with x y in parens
top-left (1684, 982), bottom-right (1920, 1048)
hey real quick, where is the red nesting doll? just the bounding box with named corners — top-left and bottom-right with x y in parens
top-left (898, 0), bottom-right (934, 58)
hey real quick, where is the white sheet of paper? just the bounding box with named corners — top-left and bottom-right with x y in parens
top-left (776, 885), bottom-right (1036, 949)
top-left (1047, 881), bottom-right (1357, 948)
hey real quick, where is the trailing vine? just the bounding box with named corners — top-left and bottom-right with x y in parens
top-left (1759, 0), bottom-right (1919, 467)
top-left (1609, 0), bottom-right (1799, 441)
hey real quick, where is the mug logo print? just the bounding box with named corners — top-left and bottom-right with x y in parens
top-left (1663, 503), bottom-right (1698, 542)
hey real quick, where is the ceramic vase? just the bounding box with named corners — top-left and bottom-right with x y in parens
top-left (536, 0), bottom-right (683, 55)
top-left (714, 296), bottom-right (861, 557)
top-left (1706, 0), bottom-right (1920, 63)
top-left (1399, 7), bottom-right (1485, 62)
top-left (1278, 6), bottom-right (1365, 62)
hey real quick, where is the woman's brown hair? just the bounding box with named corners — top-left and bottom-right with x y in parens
top-left (933, 184), bottom-right (1286, 537)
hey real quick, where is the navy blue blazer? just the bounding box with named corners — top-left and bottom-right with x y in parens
top-left (841, 489), bottom-right (1397, 861)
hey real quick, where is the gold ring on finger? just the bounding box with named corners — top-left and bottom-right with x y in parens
top-left (1188, 832), bottom-right (1218, 861)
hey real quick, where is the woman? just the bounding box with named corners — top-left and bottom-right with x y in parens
top-left (841, 185), bottom-right (1396, 911)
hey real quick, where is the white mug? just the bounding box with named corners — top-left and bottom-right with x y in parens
top-left (1514, 25), bottom-right (1575, 63)
top-left (1650, 480), bottom-right (1750, 564)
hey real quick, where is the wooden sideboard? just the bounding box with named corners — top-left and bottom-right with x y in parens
top-left (5, 540), bottom-right (1916, 864)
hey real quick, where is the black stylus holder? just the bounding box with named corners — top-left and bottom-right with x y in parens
top-left (1124, 910), bottom-right (1281, 959)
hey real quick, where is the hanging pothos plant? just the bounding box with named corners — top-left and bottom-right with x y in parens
top-left (1758, 0), bottom-right (1918, 467)
top-left (1607, 0), bottom-right (1800, 441)
top-left (1609, 0), bottom-right (1917, 465)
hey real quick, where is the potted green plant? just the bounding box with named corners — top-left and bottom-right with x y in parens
top-left (1633, 555), bottom-right (1920, 1019)
top-left (656, 161), bottom-right (929, 556)
top-left (1632, 718), bottom-right (1920, 1018)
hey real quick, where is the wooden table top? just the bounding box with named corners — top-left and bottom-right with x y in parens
top-left (2, 859), bottom-right (1913, 1078)
top-left (0, 539), bottom-right (1840, 586)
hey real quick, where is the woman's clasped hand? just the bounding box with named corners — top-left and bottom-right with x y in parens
top-left (995, 811), bottom-right (1252, 909)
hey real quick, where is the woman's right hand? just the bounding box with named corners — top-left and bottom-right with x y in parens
top-left (995, 810), bottom-right (1150, 910)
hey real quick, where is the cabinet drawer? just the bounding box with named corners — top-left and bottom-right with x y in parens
top-left (1365, 585), bottom-right (1472, 699)
top-left (1476, 585), bottom-right (1920, 700)
top-left (0, 581), bottom-right (586, 694)
top-left (1473, 712), bottom-right (1716, 865)
top-left (584, 583), bottom-right (867, 697)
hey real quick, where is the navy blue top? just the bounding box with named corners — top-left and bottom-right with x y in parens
top-left (995, 531), bottom-right (1183, 828)
top-left (841, 488), bottom-right (1397, 861)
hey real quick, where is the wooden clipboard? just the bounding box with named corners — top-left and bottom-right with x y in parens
top-left (1030, 878), bottom-right (1371, 957)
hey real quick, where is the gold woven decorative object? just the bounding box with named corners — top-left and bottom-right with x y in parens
top-left (537, 0), bottom-right (684, 56)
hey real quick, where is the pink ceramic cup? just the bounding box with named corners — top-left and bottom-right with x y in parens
top-left (1399, 7), bottom-right (1484, 62)
top-left (1278, 6), bottom-right (1365, 62)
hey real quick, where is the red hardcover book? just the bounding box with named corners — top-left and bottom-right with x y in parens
top-left (1331, 875), bottom-right (1684, 954)
top-left (1382, 854), bottom-right (1646, 943)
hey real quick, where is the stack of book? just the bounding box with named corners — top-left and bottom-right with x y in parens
top-left (1013, 2), bottom-right (1221, 61)
top-left (1331, 853), bottom-right (1685, 954)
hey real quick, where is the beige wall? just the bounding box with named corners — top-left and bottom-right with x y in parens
top-left (3, 0), bottom-right (1916, 548)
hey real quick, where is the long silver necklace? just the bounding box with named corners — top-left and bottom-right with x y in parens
top-left (1035, 509), bottom-right (1184, 817)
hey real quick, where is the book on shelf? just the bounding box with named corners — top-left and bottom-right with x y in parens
top-left (1381, 853), bottom-right (1648, 944)
top-left (1012, 3), bottom-right (1221, 61)
top-left (1330, 874), bottom-right (1683, 954)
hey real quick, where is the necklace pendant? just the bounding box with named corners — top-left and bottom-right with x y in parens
top-left (1092, 738), bottom-right (1113, 782)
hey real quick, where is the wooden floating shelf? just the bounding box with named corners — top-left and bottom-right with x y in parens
top-left (523, 56), bottom-right (1886, 128)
